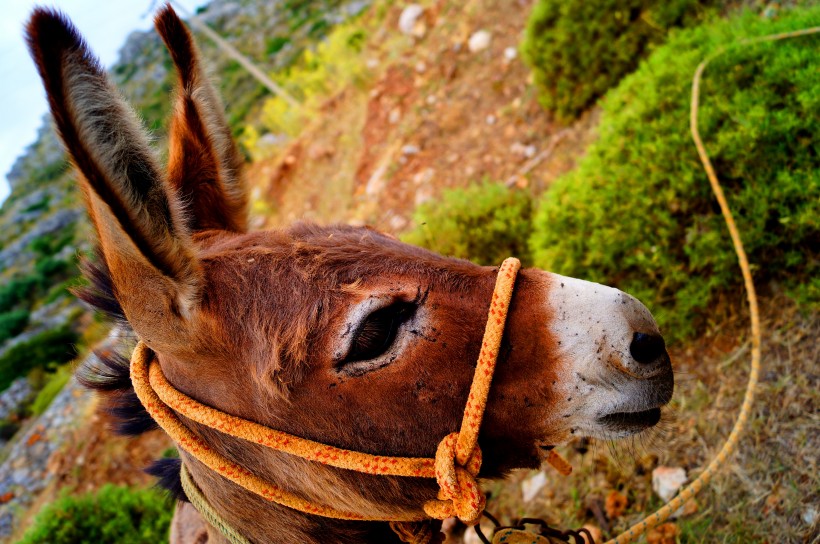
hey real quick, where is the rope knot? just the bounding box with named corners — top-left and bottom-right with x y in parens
top-left (423, 432), bottom-right (485, 525)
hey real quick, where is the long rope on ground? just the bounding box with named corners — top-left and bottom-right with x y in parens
top-left (605, 25), bottom-right (820, 544)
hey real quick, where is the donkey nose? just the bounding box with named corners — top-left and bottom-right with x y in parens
top-left (630, 332), bottom-right (667, 365)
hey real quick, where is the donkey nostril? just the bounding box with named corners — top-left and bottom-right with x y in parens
top-left (630, 332), bottom-right (666, 365)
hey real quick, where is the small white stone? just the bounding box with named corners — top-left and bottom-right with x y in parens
top-left (388, 108), bottom-right (402, 124)
top-left (468, 30), bottom-right (492, 53)
top-left (510, 142), bottom-right (537, 158)
top-left (485, 114), bottom-right (497, 125)
top-left (398, 5), bottom-right (426, 37)
top-left (402, 145), bottom-right (420, 156)
top-left (415, 61), bottom-right (427, 73)
top-left (802, 506), bottom-right (818, 526)
top-left (463, 520), bottom-right (496, 544)
top-left (504, 46), bottom-right (518, 61)
top-left (652, 466), bottom-right (687, 503)
top-left (389, 215), bottom-right (408, 231)
top-left (521, 470), bottom-right (548, 502)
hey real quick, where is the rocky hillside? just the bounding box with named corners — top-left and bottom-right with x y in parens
top-left (0, 0), bottom-right (369, 394)
top-left (0, 1), bottom-right (369, 537)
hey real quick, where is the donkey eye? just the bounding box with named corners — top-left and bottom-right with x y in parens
top-left (344, 302), bottom-right (415, 363)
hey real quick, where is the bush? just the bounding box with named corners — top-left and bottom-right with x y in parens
top-left (521, 0), bottom-right (717, 121)
top-left (29, 365), bottom-right (72, 416)
top-left (0, 276), bottom-right (40, 313)
top-left (16, 485), bottom-right (172, 544)
top-left (0, 310), bottom-right (30, 344)
top-left (0, 326), bottom-right (78, 392)
top-left (257, 21), bottom-right (371, 140)
top-left (29, 228), bottom-right (75, 256)
top-left (529, 8), bottom-right (820, 340)
top-left (402, 182), bottom-right (534, 266)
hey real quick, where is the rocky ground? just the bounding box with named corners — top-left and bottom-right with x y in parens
top-left (0, 376), bottom-right (93, 539)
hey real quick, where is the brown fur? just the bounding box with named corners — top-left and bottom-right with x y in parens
top-left (26, 7), bottom-right (669, 544)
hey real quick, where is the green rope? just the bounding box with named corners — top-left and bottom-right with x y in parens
top-left (180, 462), bottom-right (252, 544)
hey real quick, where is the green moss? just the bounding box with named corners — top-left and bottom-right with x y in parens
top-left (529, 8), bottom-right (820, 341)
top-left (0, 326), bottom-right (79, 392)
top-left (402, 182), bottom-right (534, 266)
top-left (521, 0), bottom-right (718, 121)
top-left (0, 310), bottom-right (30, 344)
top-left (0, 276), bottom-right (40, 313)
top-left (29, 365), bottom-right (71, 416)
top-left (16, 485), bottom-right (172, 544)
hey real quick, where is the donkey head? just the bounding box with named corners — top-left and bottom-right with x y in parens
top-left (27, 5), bottom-right (673, 531)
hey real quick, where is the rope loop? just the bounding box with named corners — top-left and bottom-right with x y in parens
top-left (423, 432), bottom-right (485, 524)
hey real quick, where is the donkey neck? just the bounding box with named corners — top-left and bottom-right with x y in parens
top-left (185, 457), bottom-right (407, 544)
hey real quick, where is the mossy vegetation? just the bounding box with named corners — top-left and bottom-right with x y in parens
top-left (0, 311), bottom-right (30, 345)
top-left (528, 8), bottom-right (820, 339)
top-left (521, 0), bottom-right (718, 121)
top-left (28, 365), bottom-right (72, 417)
top-left (16, 485), bottom-right (173, 544)
top-left (0, 326), bottom-right (79, 392)
top-left (255, 21), bottom-right (371, 142)
top-left (401, 182), bottom-right (534, 267)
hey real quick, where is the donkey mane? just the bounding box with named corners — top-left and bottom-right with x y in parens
top-left (74, 255), bottom-right (189, 500)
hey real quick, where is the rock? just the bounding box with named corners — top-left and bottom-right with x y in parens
top-left (398, 5), bottom-right (426, 38)
top-left (503, 46), bottom-right (518, 62)
top-left (511, 142), bottom-right (537, 159)
top-left (581, 524), bottom-right (602, 544)
top-left (413, 169), bottom-right (435, 186)
top-left (521, 470), bottom-right (548, 502)
top-left (389, 215), bottom-right (408, 231)
top-left (468, 30), bottom-right (492, 53)
top-left (463, 520), bottom-right (496, 544)
top-left (401, 145), bottom-right (420, 156)
top-left (388, 107), bottom-right (402, 124)
top-left (803, 506), bottom-right (818, 526)
top-left (485, 114), bottom-right (497, 125)
top-left (652, 466), bottom-right (687, 502)
top-left (414, 186), bottom-right (434, 206)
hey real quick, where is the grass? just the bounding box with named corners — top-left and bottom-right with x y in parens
top-left (28, 366), bottom-right (72, 417)
top-left (479, 295), bottom-right (818, 542)
top-left (16, 484), bottom-right (173, 544)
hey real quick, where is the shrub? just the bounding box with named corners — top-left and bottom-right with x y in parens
top-left (0, 326), bottom-right (78, 392)
top-left (0, 310), bottom-right (30, 344)
top-left (29, 228), bottom-right (75, 256)
top-left (0, 276), bottom-right (40, 313)
top-left (529, 8), bottom-right (820, 340)
top-left (402, 182), bottom-right (534, 266)
top-left (34, 256), bottom-right (72, 279)
top-left (29, 365), bottom-right (71, 416)
top-left (258, 21), bottom-right (371, 140)
top-left (16, 485), bottom-right (172, 544)
top-left (521, 0), bottom-right (718, 121)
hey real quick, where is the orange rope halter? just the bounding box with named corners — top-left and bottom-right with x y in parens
top-left (130, 258), bottom-right (568, 538)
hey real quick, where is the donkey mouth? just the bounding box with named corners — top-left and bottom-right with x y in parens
top-left (597, 407), bottom-right (662, 431)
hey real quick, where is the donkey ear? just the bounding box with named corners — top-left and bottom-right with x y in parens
top-left (154, 5), bottom-right (249, 233)
top-left (26, 9), bottom-right (201, 338)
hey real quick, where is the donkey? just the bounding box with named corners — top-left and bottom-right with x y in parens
top-left (26, 6), bottom-right (673, 544)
